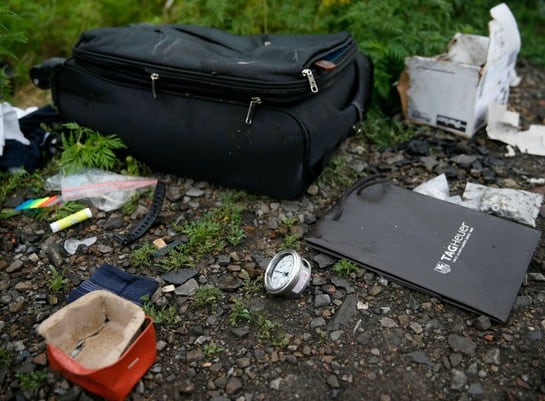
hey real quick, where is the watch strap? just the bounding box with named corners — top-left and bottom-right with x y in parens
top-left (114, 180), bottom-right (166, 246)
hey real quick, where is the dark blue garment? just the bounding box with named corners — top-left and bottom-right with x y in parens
top-left (67, 263), bottom-right (159, 306)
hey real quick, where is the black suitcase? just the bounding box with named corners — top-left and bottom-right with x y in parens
top-left (32, 24), bottom-right (373, 199)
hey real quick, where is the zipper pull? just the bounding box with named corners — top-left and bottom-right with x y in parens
top-left (150, 73), bottom-right (160, 99)
top-left (245, 97), bottom-right (262, 125)
top-left (302, 68), bottom-right (319, 93)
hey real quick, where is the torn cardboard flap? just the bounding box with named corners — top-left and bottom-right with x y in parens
top-left (38, 290), bottom-right (145, 370)
top-left (397, 3), bottom-right (520, 137)
top-left (487, 103), bottom-right (545, 156)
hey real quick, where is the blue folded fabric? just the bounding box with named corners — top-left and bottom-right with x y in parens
top-left (67, 263), bottom-right (159, 306)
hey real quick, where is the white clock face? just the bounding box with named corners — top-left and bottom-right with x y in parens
top-left (270, 254), bottom-right (294, 289)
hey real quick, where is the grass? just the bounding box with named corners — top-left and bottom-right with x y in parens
top-left (141, 295), bottom-right (178, 325)
top-left (16, 370), bottom-right (47, 391)
top-left (130, 242), bottom-right (157, 267)
top-left (137, 198), bottom-right (248, 271)
top-left (178, 202), bottom-right (246, 258)
top-left (359, 107), bottom-right (416, 150)
top-left (47, 265), bottom-right (69, 292)
top-left (280, 233), bottom-right (300, 251)
top-left (228, 298), bottom-right (251, 327)
top-left (239, 276), bottom-right (264, 299)
top-left (0, 347), bottom-right (12, 368)
top-left (316, 154), bottom-right (361, 193)
top-left (46, 201), bottom-right (88, 221)
top-left (0, 169), bottom-right (44, 206)
top-left (331, 259), bottom-right (360, 278)
top-left (203, 342), bottom-right (225, 356)
top-left (157, 247), bottom-right (194, 271)
top-left (228, 296), bottom-right (287, 346)
top-left (192, 286), bottom-right (224, 308)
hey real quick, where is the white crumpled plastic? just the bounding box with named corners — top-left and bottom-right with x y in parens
top-left (414, 174), bottom-right (543, 227)
top-left (46, 168), bottom-right (158, 211)
top-left (412, 173), bottom-right (462, 204)
top-left (461, 183), bottom-right (543, 227)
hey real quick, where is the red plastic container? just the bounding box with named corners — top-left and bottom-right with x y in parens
top-left (46, 317), bottom-right (156, 401)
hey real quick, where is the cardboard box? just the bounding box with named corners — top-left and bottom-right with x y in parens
top-left (38, 290), bottom-right (156, 401)
top-left (397, 3), bottom-right (520, 137)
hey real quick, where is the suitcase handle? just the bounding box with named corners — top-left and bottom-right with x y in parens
top-left (30, 57), bottom-right (65, 89)
top-left (349, 53), bottom-right (374, 125)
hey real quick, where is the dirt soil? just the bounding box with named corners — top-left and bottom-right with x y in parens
top-left (1, 62), bottom-right (545, 401)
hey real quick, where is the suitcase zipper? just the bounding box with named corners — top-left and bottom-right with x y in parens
top-left (150, 73), bottom-right (160, 99)
top-left (301, 69), bottom-right (318, 93)
top-left (245, 97), bottom-right (262, 125)
top-left (68, 60), bottom-right (349, 126)
top-left (73, 44), bottom-right (355, 101)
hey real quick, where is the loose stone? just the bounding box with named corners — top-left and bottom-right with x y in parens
top-left (448, 334), bottom-right (476, 356)
top-left (450, 369), bottom-right (467, 391)
top-left (314, 294), bottom-right (331, 308)
top-left (225, 377), bottom-right (243, 395)
top-left (175, 278), bottom-right (199, 296)
top-left (326, 374), bottom-right (340, 388)
top-left (484, 348), bottom-right (501, 365)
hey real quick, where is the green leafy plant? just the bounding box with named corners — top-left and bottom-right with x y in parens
top-left (359, 107), bottom-right (415, 149)
top-left (229, 298), bottom-right (252, 327)
top-left (180, 202), bottom-right (246, 258)
top-left (141, 295), bottom-right (177, 325)
top-left (130, 242), bottom-right (157, 267)
top-left (156, 200), bottom-right (246, 270)
top-left (228, 297), bottom-right (286, 345)
top-left (317, 154), bottom-right (360, 193)
top-left (157, 247), bottom-right (194, 271)
top-left (0, 347), bottom-right (12, 368)
top-left (60, 122), bottom-right (126, 173)
top-left (277, 216), bottom-right (302, 250)
top-left (119, 183), bottom-right (155, 217)
top-left (203, 342), bottom-right (225, 356)
top-left (16, 370), bottom-right (47, 391)
top-left (331, 258), bottom-right (360, 277)
top-left (0, 6), bottom-right (26, 100)
top-left (257, 317), bottom-right (286, 346)
top-left (0, 170), bottom-right (43, 205)
top-left (47, 265), bottom-right (69, 293)
top-left (341, 0), bottom-right (454, 108)
top-left (280, 233), bottom-right (300, 251)
top-left (239, 276), bottom-right (264, 299)
top-left (123, 155), bottom-right (151, 177)
top-left (192, 286), bottom-right (224, 308)
top-left (46, 201), bottom-right (88, 221)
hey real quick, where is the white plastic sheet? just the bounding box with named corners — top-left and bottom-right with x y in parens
top-left (46, 169), bottom-right (158, 211)
top-left (414, 174), bottom-right (543, 227)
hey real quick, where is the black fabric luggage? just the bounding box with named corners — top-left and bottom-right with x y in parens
top-left (32, 24), bottom-right (373, 198)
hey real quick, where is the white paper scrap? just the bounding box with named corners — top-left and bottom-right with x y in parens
top-left (487, 103), bottom-right (545, 156)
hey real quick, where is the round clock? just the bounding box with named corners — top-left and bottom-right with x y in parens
top-left (264, 249), bottom-right (312, 296)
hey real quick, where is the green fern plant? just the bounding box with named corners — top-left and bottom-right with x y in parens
top-left (341, 0), bottom-right (453, 108)
top-left (331, 258), bottom-right (360, 277)
top-left (0, 7), bottom-right (25, 100)
top-left (60, 122), bottom-right (126, 173)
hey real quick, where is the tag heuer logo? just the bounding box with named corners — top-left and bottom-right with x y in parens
top-left (434, 262), bottom-right (451, 274)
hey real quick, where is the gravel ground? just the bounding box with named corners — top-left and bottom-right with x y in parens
top-left (1, 62), bottom-right (545, 401)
